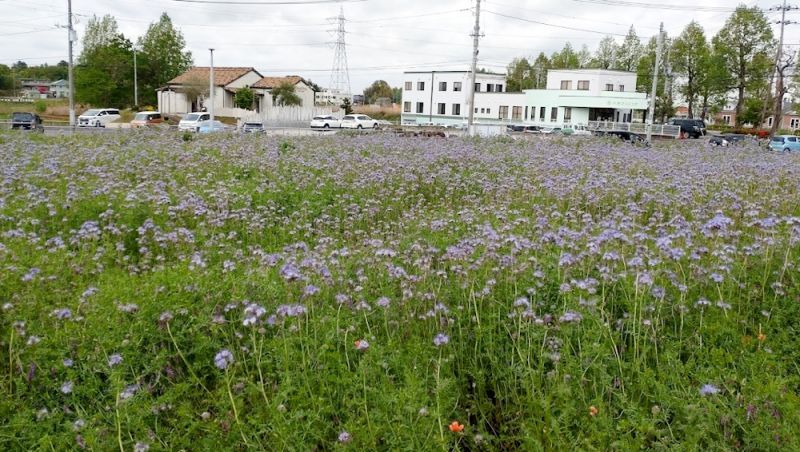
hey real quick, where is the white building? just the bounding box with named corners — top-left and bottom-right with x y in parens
top-left (400, 69), bottom-right (648, 127)
top-left (315, 88), bottom-right (350, 106)
top-left (157, 67), bottom-right (263, 115)
top-left (50, 79), bottom-right (69, 98)
top-left (252, 76), bottom-right (315, 109)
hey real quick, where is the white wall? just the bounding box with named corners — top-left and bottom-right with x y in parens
top-left (546, 70), bottom-right (637, 94)
top-left (400, 71), bottom-right (506, 123)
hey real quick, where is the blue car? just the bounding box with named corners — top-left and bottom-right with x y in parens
top-left (197, 120), bottom-right (231, 134)
top-left (768, 135), bottom-right (800, 152)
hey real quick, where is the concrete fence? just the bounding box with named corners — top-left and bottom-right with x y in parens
top-left (218, 106), bottom-right (336, 127)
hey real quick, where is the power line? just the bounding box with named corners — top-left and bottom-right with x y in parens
top-left (570, 0), bottom-right (739, 12)
top-left (487, 0), bottom-right (660, 31)
top-left (483, 9), bottom-right (627, 36)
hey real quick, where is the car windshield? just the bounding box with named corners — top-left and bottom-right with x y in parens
top-left (342, 116), bottom-right (354, 120)
top-left (771, 137), bottom-right (784, 142)
top-left (12, 112), bottom-right (33, 120)
top-left (134, 113), bottom-right (149, 120)
top-left (83, 109), bottom-right (101, 116)
top-left (244, 122), bottom-right (262, 127)
top-left (313, 116), bottom-right (330, 120)
top-left (185, 114), bottom-right (201, 121)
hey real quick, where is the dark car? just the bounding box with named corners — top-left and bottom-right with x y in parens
top-left (11, 112), bottom-right (44, 132)
top-left (709, 133), bottom-right (748, 147)
top-left (598, 130), bottom-right (650, 146)
top-left (670, 118), bottom-right (706, 138)
top-left (241, 121), bottom-right (265, 133)
top-left (506, 125), bottom-right (542, 133)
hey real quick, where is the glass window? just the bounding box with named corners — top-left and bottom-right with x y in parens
top-left (789, 137), bottom-right (797, 142)
top-left (452, 104), bottom-right (461, 116)
top-left (619, 84), bottom-right (625, 91)
top-left (486, 108), bottom-right (490, 114)
top-left (416, 102), bottom-right (424, 113)
top-left (540, 107), bottom-right (545, 122)
top-left (405, 82), bottom-right (412, 91)
top-left (512, 106), bottom-right (522, 120)
top-left (577, 80), bottom-right (590, 90)
top-left (499, 106), bottom-right (509, 119)
top-left (560, 80), bottom-right (572, 90)
top-left (439, 81), bottom-right (447, 91)
top-left (605, 84), bottom-right (614, 91)
top-left (453, 82), bottom-right (462, 92)
top-left (403, 102), bottom-right (411, 113)
top-left (564, 107), bottom-right (572, 123)
top-left (437, 103), bottom-right (446, 115)
top-left (497, 85), bottom-right (503, 92)
top-left (474, 82), bottom-right (481, 92)
top-left (550, 107), bottom-right (558, 122)
top-left (417, 81), bottom-right (425, 90)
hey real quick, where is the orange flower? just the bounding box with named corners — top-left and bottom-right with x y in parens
top-left (757, 333), bottom-right (766, 342)
top-left (589, 406), bottom-right (599, 417)
top-left (448, 421), bottom-right (464, 433)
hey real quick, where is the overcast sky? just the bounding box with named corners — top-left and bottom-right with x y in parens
top-left (2, 0), bottom-right (797, 92)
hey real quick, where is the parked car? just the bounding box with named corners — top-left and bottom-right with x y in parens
top-left (566, 124), bottom-right (592, 136)
top-left (599, 130), bottom-right (650, 146)
top-left (709, 134), bottom-right (747, 147)
top-left (310, 115), bottom-right (340, 129)
top-left (708, 135), bottom-right (729, 147)
top-left (130, 111), bottom-right (165, 128)
top-left (178, 112), bottom-right (211, 132)
top-left (77, 108), bottom-right (120, 128)
top-left (340, 114), bottom-right (379, 129)
top-left (669, 118), bottom-right (706, 138)
top-left (197, 120), bottom-right (232, 134)
top-left (768, 135), bottom-right (800, 152)
top-left (10, 112), bottom-right (44, 132)
top-left (241, 121), bottom-right (265, 133)
top-left (540, 127), bottom-right (562, 135)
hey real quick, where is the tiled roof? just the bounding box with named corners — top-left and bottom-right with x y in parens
top-left (167, 67), bottom-right (258, 87)
top-left (252, 76), bottom-right (305, 89)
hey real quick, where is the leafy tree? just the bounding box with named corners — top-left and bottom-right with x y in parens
top-left (637, 35), bottom-right (674, 122)
top-left (506, 57), bottom-right (533, 92)
top-left (551, 42), bottom-right (580, 69)
top-left (181, 74), bottom-right (208, 109)
top-left (615, 26), bottom-right (643, 71)
top-left (531, 52), bottom-right (551, 88)
top-left (75, 35), bottom-right (134, 107)
top-left (271, 82), bottom-right (302, 106)
top-left (391, 87), bottom-right (402, 104)
top-left (712, 5), bottom-right (775, 127)
top-left (234, 86), bottom-right (255, 110)
top-left (698, 47), bottom-right (731, 120)
top-left (593, 36), bottom-right (618, 69)
top-left (304, 79), bottom-right (322, 92)
top-left (79, 15), bottom-right (122, 63)
top-left (341, 97), bottom-right (353, 115)
top-left (671, 22), bottom-right (710, 118)
top-left (0, 64), bottom-right (14, 91)
top-left (137, 13), bottom-right (193, 105)
top-left (12, 61), bottom-right (28, 70)
top-left (577, 44), bottom-right (592, 68)
top-left (363, 80), bottom-right (393, 104)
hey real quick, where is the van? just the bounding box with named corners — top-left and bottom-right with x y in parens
top-left (130, 112), bottom-right (165, 128)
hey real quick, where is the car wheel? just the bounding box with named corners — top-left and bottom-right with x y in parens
top-left (323, 123), bottom-right (329, 129)
top-left (784, 148), bottom-right (790, 153)
top-left (373, 123), bottom-right (379, 129)
top-left (357, 125), bottom-right (363, 129)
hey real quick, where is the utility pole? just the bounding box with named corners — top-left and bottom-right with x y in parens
top-left (467, 0), bottom-right (482, 136)
top-left (770, 0), bottom-right (795, 138)
top-left (133, 47), bottom-right (139, 107)
top-left (209, 48), bottom-right (215, 124)
top-left (67, 0), bottom-right (76, 128)
top-left (647, 22), bottom-right (663, 142)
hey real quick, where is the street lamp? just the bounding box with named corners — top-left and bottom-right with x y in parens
top-left (209, 48), bottom-right (215, 124)
top-left (133, 45), bottom-right (139, 107)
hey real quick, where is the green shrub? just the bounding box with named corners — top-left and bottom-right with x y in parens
top-left (33, 100), bottom-right (47, 113)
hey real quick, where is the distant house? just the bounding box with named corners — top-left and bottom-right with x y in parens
top-left (315, 88), bottom-right (350, 106)
top-left (50, 79), bottom-right (69, 98)
top-left (251, 76), bottom-right (315, 109)
top-left (156, 66), bottom-right (263, 115)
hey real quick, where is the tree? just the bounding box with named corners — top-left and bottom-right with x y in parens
top-left (577, 44), bottom-right (592, 68)
top-left (0, 64), bottom-right (12, 91)
top-left (137, 13), bottom-right (193, 105)
top-left (391, 87), bottom-right (402, 104)
top-left (234, 86), bottom-right (255, 110)
top-left (671, 22), bottom-right (710, 118)
top-left (363, 80), bottom-right (393, 104)
top-left (697, 46), bottom-right (731, 120)
top-left (271, 82), bottom-right (302, 106)
top-left (593, 36), bottom-right (618, 69)
top-left (80, 15), bottom-right (122, 63)
top-left (75, 35), bottom-right (134, 107)
top-left (506, 57), bottom-right (533, 92)
top-left (615, 26), bottom-right (643, 71)
top-left (341, 97), bottom-right (353, 115)
top-left (531, 53), bottom-right (551, 88)
top-left (181, 74), bottom-right (209, 109)
top-left (551, 43), bottom-right (580, 69)
top-left (637, 35), bottom-right (674, 122)
top-left (712, 5), bottom-right (775, 127)
top-left (304, 79), bottom-right (322, 92)
top-left (12, 61), bottom-right (28, 70)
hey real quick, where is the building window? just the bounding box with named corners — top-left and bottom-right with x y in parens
top-left (487, 84), bottom-right (495, 93)
top-left (454, 82), bottom-right (462, 92)
top-left (512, 106), bottom-right (522, 120)
top-left (577, 80), bottom-right (590, 90)
top-left (619, 84), bottom-right (624, 92)
top-left (452, 104), bottom-right (461, 116)
top-left (403, 101), bottom-right (411, 113)
top-left (437, 103), bottom-right (446, 115)
top-left (417, 81), bottom-right (425, 90)
top-left (499, 106), bottom-right (509, 119)
top-left (405, 81), bottom-right (412, 91)
top-left (550, 107), bottom-right (558, 122)
top-left (416, 102), bottom-right (424, 113)
top-left (486, 108), bottom-right (491, 114)
top-left (605, 84), bottom-right (614, 91)
top-left (474, 107), bottom-right (479, 113)
top-left (564, 107), bottom-right (572, 124)
top-left (560, 80), bottom-right (572, 90)
top-left (530, 107), bottom-right (536, 120)
top-left (474, 83), bottom-right (481, 92)
top-left (540, 107), bottom-right (546, 122)
top-left (722, 115), bottom-right (731, 125)
top-left (480, 108), bottom-right (485, 113)
top-left (439, 81), bottom-right (447, 91)
top-left (768, 117), bottom-right (773, 127)
top-left (525, 106), bottom-right (528, 119)
top-left (791, 117), bottom-right (800, 129)
top-left (497, 84), bottom-right (503, 92)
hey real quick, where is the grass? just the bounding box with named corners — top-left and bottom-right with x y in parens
top-left (0, 130), bottom-right (799, 450)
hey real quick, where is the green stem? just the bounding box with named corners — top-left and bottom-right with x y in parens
top-left (166, 322), bottom-right (209, 393)
top-left (227, 370), bottom-right (250, 448)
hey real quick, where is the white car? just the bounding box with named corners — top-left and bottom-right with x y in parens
top-left (178, 112), bottom-right (211, 132)
top-left (340, 114), bottom-right (379, 130)
top-left (310, 115), bottom-right (340, 129)
top-left (77, 108), bottom-right (120, 128)
top-left (568, 125), bottom-right (592, 136)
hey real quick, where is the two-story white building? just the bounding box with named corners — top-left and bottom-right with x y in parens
top-left (400, 69), bottom-right (649, 127)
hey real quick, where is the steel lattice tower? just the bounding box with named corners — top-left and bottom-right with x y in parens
top-left (328, 6), bottom-right (351, 98)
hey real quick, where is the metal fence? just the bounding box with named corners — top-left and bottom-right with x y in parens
top-left (587, 121), bottom-right (681, 138)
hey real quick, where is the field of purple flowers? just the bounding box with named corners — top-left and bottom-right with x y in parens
top-left (1, 130), bottom-right (799, 450)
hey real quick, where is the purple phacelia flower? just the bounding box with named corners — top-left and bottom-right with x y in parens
top-left (559, 311), bottom-right (582, 323)
top-left (53, 308), bottom-right (72, 320)
top-left (280, 263), bottom-right (302, 281)
top-left (433, 333), bottom-right (449, 347)
top-left (214, 349), bottom-right (234, 370)
top-left (699, 384), bottom-right (720, 396)
top-left (60, 380), bottom-right (74, 394)
top-left (338, 431), bottom-right (352, 443)
top-left (108, 354), bottom-right (123, 367)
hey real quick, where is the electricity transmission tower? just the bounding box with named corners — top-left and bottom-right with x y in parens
top-left (328, 6), bottom-right (351, 99)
